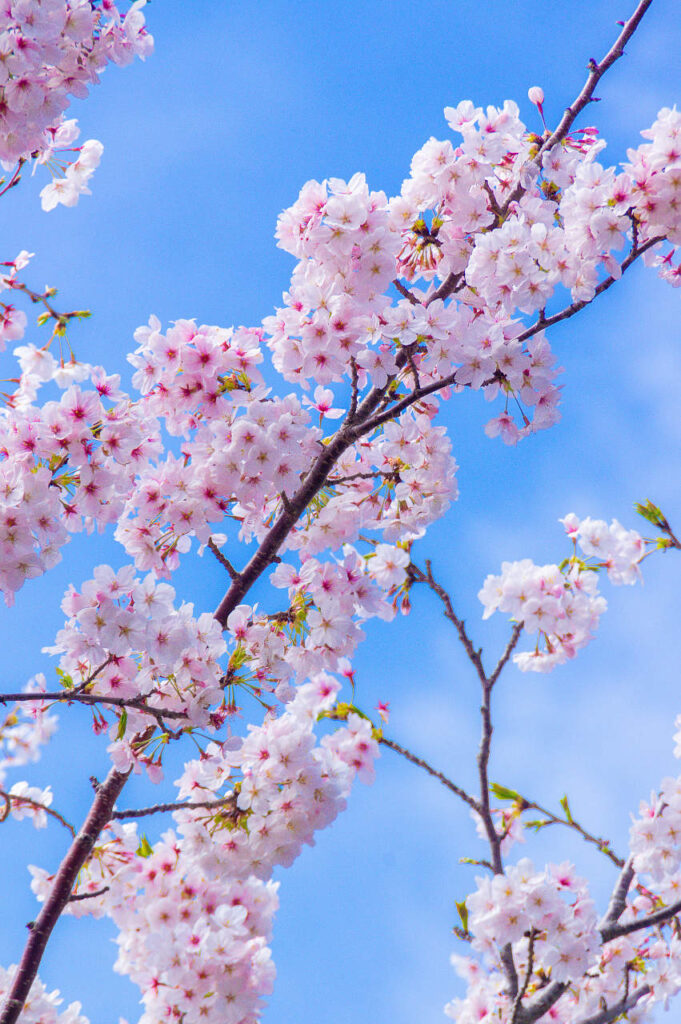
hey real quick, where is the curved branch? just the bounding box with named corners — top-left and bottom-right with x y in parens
top-left (0, 789), bottom-right (75, 836)
top-left (601, 895), bottom-right (681, 942)
top-left (0, 766), bottom-right (130, 1024)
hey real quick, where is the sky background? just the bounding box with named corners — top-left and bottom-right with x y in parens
top-left (1, 2), bottom-right (681, 1023)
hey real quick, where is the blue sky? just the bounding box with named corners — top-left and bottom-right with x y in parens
top-left (1, 2), bottom-right (681, 1022)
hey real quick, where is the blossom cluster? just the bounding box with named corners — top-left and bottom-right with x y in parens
top-left (48, 564), bottom-right (227, 757)
top-left (466, 859), bottom-right (600, 982)
top-left (478, 514), bottom-right (645, 671)
top-left (448, 855), bottom-right (681, 1024)
top-left (29, 678), bottom-right (379, 1024)
top-left (0, 674), bottom-right (56, 786)
top-left (1, 8), bottom-right (681, 1023)
top-left (0, 0), bottom-right (151, 213)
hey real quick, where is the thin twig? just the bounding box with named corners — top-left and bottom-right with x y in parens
top-left (408, 561), bottom-right (487, 685)
top-left (517, 236), bottom-right (664, 344)
top-left (0, 689), bottom-right (187, 721)
top-left (521, 796), bottom-right (624, 869)
top-left (67, 886), bottom-right (109, 903)
top-left (488, 623), bottom-right (523, 688)
top-left (112, 794), bottom-right (237, 820)
top-left (379, 736), bottom-right (480, 812)
top-left (0, 789), bottom-right (75, 836)
top-left (537, 0), bottom-right (654, 160)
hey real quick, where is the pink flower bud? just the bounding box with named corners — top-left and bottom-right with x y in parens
top-left (528, 86), bottom-right (545, 106)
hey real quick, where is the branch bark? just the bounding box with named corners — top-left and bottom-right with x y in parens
top-left (0, 766), bottom-right (130, 1024)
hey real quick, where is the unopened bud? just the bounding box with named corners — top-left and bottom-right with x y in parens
top-left (528, 86), bottom-right (545, 106)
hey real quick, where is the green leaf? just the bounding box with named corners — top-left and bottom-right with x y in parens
top-left (455, 900), bottom-right (469, 932)
top-left (137, 835), bottom-right (153, 858)
top-left (635, 499), bottom-right (665, 529)
top-left (490, 782), bottom-right (521, 802)
top-left (524, 818), bottom-right (551, 832)
top-left (116, 710), bottom-right (128, 739)
top-left (560, 795), bottom-right (574, 823)
top-left (36, 311), bottom-right (51, 327)
top-left (56, 667), bottom-right (74, 690)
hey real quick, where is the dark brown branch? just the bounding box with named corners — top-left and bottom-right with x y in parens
top-left (212, 357), bottom-right (460, 628)
top-left (0, 766), bottom-right (130, 1024)
top-left (379, 736), bottom-right (480, 812)
top-left (207, 538), bottom-right (240, 581)
top-left (348, 356), bottom-right (360, 421)
top-left (112, 794), bottom-right (237, 820)
top-left (427, 271), bottom-right (465, 305)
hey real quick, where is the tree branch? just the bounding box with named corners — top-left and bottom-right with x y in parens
top-left (408, 560), bottom-right (487, 686)
top-left (207, 538), bottom-right (240, 581)
top-left (111, 794), bottom-right (237, 820)
top-left (488, 623), bottom-right (523, 688)
top-left (520, 795), bottom-right (624, 869)
top-left (517, 981), bottom-right (567, 1024)
top-left (537, 0), bottom-right (654, 159)
top-left (0, 766), bottom-right (130, 1024)
top-left (67, 886), bottom-right (110, 903)
top-left (600, 857), bottom-right (635, 927)
top-left (517, 236), bottom-right (664, 344)
top-left (571, 985), bottom-right (651, 1024)
top-left (0, 689), bottom-right (188, 721)
top-left (212, 360), bottom-right (461, 628)
top-left (0, 789), bottom-right (75, 836)
top-left (601, 895), bottom-right (681, 942)
top-left (379, 736), bottom-right (480, 812)
top-left (510, 930), bottom-right (536, 1024)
